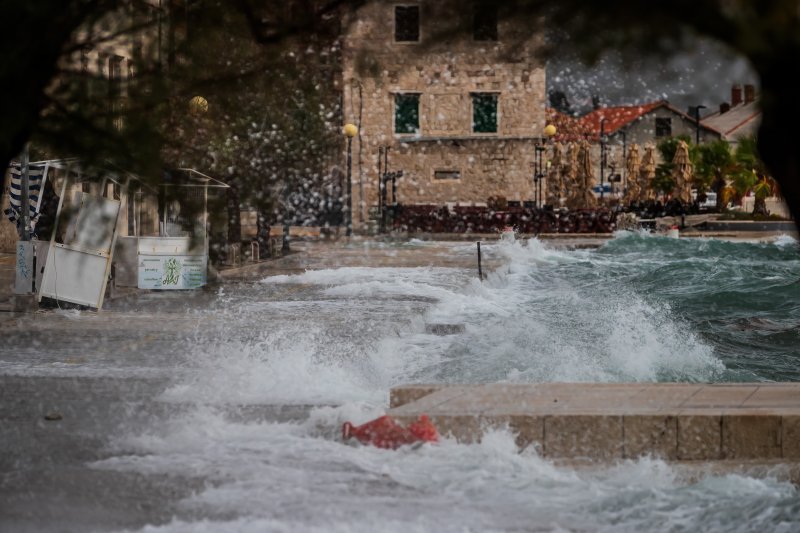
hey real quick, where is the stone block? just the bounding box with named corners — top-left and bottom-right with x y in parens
top-left (743, 386), bottom-right (800, 408)
top-left (388, 384), bottom-right (460, 410)
top-left (682, 386), bottom-right (758, 408)
top-left (429, 414), bottom-right (484, 444)
top-left (631, 385), bottom-right (702, 411)
top-left (677, 415), bottom-right (722, 460)
top-left (543, 415), bottom-right (623, 460)
top-left (722, 415), bottom-right (782, 459)
top-left (623, 415), bottom-right (678, 459)
top-left (782, 416), bottom-right (800, 459)
top-left (390, 386), bottom-right (437, 408)
top-left (478, 414), bottom-right (546, 452)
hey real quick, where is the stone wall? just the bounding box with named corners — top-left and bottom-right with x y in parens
top-left (342, 1), bottom-right (547, 228)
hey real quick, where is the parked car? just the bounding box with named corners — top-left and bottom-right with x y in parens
top-left (692, 190), bottom-right (718, 211)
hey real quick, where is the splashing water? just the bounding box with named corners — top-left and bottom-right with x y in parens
top-left (71, 236), bottom-right (800, 530)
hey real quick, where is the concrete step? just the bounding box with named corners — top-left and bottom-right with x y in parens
top-left (388, 383), bottom-right (800, 462)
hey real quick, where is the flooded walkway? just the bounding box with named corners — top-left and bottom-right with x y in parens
top-left (2, 236), bottom-right (800, 532)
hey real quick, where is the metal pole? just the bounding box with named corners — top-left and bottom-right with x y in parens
top-left (538, 172), bottom-right (543, 208)
top-left (621, 130), bottom-right (627, 192)
top-left (694, 105), bottom-right (706, 145)
top-left (391, 173), bottom-right (397, 207)
top-left (600, 119), bottom-right (606, 201)
top-left (532, 173), bottom-right (537, 207)
top-left (345, 136), bottom-right (352, 237)
top-left (476, 241), bottom-right (483, 280)
top-left (20, 144), bottom-right (31, 241)
top-left (377, 146), bottom-right (383, 231)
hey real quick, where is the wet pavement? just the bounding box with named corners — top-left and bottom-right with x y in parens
top-left (0, 239), bottom-right (496, 532)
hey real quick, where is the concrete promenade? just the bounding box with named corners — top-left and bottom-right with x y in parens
top-left (390, 383), bottom-right (800, 464)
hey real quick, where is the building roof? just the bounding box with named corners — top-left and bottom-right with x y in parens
top-left (545, 109), bottom-right (590, 142)
top-left (580, 101), bottom-right (664, 139)
top-left (701, 100), bottom-right (761, 140)
top-left (547, 100), bottom-right (721, 142)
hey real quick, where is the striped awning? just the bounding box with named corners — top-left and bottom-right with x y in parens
top-left (4, 163), bottom-right (49, 229)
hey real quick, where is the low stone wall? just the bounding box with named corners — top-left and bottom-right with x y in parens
top-left (389, 382), bottom-right (800, 462)
top-left (392, 205), bottom-right (617, 234)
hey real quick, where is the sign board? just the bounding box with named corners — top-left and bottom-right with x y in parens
top-left (138, 254), bottom-right (207, 289)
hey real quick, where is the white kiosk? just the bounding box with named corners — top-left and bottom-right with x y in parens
top-left (136, 169), bottom-right (228, 290)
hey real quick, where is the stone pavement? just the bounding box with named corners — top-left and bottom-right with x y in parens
top-left (218, 239), bottom-right (507, 281)
top-left (389, 383), bottom-right (800, 463)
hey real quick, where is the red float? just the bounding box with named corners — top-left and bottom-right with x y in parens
top-left (342, 414), bottom-right (439, 449)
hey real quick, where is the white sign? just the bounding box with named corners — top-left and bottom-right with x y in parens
top-left (138, 254), bottom-right (207, 289)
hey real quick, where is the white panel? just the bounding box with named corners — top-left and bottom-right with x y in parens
top-left (33, 240), bottom-right (49, 292)
top-left (40, 245), bottom-right (110, 307)
top-left (65, 194), bottom-right (120, 253)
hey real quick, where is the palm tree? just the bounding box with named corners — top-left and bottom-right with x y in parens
top-left (696, 140), bottom-right (735, 210)
top-left (734, 136), bottom-right (778, 215)
top-left (752, 177), bottom-right (772, 217)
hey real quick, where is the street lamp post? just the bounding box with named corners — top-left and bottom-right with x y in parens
top-left (534, 145), bottom-right (544, 208)
top-left (19, 144), bottom-right (31, 241)
top-left (600, 118), bottom-right (607, 201)
top-left (620, 130), bottom-right (627, 192)
top-left (343, 123), bottom-right (358, 236)
top-left (537, 124), bottom-right (557, 208)
top-left (694, 105), bottom-right (707, 145)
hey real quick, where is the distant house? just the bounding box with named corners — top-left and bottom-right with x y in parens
top-left (547, 101), bottom-right (722, 189)
top-left (701, 84), bottom-right (760, 148)
top-left (548, 100), bottom-right (721, 145)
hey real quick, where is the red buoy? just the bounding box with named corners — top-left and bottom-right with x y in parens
top-left (342, 414), bottom-right (439, 449)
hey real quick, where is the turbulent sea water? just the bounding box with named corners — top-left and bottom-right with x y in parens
top-left (19, 234), bottom-right (800, 531)
top-left (425, 232), bottom-right (800, 384)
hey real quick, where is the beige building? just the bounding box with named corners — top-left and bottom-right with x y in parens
top-left (342, 1), bottom-right (548, 230)
top-left (701, 84), bottom-right (761, 149)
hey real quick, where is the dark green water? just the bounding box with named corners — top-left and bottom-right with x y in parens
top-left (416, 234), bottom-right (800, 384)
top-left (594, 233), bottom-right (800, 381)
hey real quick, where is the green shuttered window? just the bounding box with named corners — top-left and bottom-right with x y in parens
top-left (472, 93), bottom-right (498, 133)
top-left (395, 93), bottom-right (420, 134)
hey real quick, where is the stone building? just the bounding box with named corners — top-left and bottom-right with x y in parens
top-left (342, 1), bottom-right (548, 230)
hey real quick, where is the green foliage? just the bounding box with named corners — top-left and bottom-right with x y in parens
top-left (725, 135), bottom-right (764, 199)
top-left (652, 165), bottom-right (674, 194)
top-left (161, 3), bottom-right (344, 224)
top-left (695, 139), bottom-right (733, 194)
top-left (734, 136), bottom-right (766, 177)
top-left (753, 178), bottom-right (771, 200)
